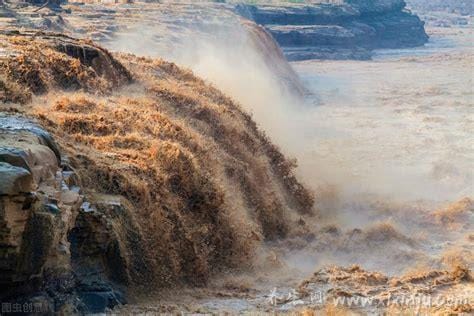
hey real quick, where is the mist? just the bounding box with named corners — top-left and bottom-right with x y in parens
top-left (107, 16), bottom-right (471, 207)
top-left (106, 18), bottom-right (310, 156)
top-left (104, 11), bottom-right (474, 279)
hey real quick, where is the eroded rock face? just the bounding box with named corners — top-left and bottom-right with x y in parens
top-left (0, 162), bottom-right (34, 195)
top-left (0, 115), bottom-right (137, 313)
top-left (236, 0), bottom-right (428, 61)
top-left (0, 116), bottom-right (64, 292)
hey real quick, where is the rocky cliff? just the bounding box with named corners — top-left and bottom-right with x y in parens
top-left (236, 0), bottom-right (429, 60)
top-left (0, 30), bottom-right (314, 313)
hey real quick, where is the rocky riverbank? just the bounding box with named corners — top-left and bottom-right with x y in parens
top-left (236, 0), bottom-right (429, 60)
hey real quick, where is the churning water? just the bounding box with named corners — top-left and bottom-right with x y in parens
top-left (293, 27), bottom-right (473, 204)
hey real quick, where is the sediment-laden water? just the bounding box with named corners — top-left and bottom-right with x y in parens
top-left (294, 27), bottom-right (473, 204)
top-left (117, 26), bottom-right (473, 314)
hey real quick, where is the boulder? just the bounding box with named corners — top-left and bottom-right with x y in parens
top-left (0, 147), bottom-right (32, 173)
top-left (0, 162), bottom-right (34, 195)
top-left (0, 115), bottom-right (61, 163)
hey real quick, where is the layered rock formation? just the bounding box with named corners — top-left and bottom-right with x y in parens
top-left (0, 30), bottom-right (314, 313)
top-left (236, 0), bottom-right (429, 60)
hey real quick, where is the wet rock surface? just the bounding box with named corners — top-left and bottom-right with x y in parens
top-left (236, 0), bottom-right (429, 60)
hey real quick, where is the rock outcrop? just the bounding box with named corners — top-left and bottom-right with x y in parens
top-left (0, 114), bottom-right (152, 314)
top-left (236, 0), bottom-right (429, 60)
top-left (0, 114), bottom-right (137, 313)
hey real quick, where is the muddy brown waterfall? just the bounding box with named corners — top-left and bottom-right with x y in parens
top-left (0, 0), bottom-right (472, 314)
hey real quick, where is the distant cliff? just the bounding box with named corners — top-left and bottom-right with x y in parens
top-left (236, 0), bottom-right (429, 61)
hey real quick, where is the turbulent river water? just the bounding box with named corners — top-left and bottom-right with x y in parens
top-left (293, 27), bottom-right (473, 204)
top-left (273, 25), bottom-right (473, 280)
